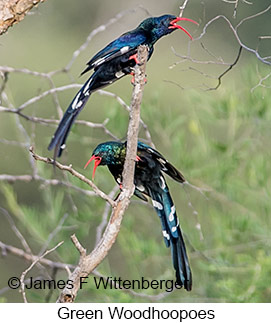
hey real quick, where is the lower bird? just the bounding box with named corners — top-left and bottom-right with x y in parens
top-left (85, 141), bottom-right (192, 291)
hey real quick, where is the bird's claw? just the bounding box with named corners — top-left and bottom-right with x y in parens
top-left (129, 53), bottom-right (141, 65)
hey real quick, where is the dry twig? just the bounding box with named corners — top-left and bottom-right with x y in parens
top-left (29, 146), bottom-right (116, 208)
top-left (20, 240), bottom-right (64, 303)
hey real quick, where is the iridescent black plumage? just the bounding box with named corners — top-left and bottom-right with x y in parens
top-left (86, 141), bottom-right (192, 291)
top-left (48, 15), bottom-right (197, 158)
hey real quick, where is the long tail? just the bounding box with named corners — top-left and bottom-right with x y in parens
top-left (149, 181), bottom-right (192, 291)
top-left (48, 74), bottom-right (97, 157)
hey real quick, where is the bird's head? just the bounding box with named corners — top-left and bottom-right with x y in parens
top-left (84, 141), bottom-right (124, 179)
top-left (139, 14), bottom-right (198, 41)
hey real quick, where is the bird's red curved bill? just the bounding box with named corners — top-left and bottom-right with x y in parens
top-left (169, 17), bottom-right (198, 40)
top-left (84, 155), bottom-right (101, 179)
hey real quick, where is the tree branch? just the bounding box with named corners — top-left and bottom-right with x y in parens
top-left (179, 0), bottom-right (190, 17)
top-left (20, 240), bottom-right (64, 303)
top-left (0, 0), bottom-right (46, 35)
top-left (29, 146), bottom-right (116, 208)
top-left (56, 45), bottom-right (149, 303)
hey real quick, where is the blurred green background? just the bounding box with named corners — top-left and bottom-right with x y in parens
top-left (0, 0), bottom-right (271, 302)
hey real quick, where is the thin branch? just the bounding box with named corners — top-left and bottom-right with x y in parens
top-left (39, 214), bottom-right (69, 255)
top-left (195, 9), bottom-right (271, 66)
top-left (179, 0), bottom-right (190, 17)
top-left (20, 240), bottom-right (64, 303)
top-left (0, 207), bottom-right (31, 254)
top-left (206, 46), bottom-right (243, 91)
top-left (29, 146), bottom-right (116, 208)
top-left (0, 173), bottom-right (96, 197)
top-left (171, 5), bottom-right (271, 91)
top-left (0, 240), bottom-right (74, 271)
top-left (95, 185), bottom-right (119, 246)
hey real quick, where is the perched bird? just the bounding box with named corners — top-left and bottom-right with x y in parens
top-left (85, 141), bottom-right (192, 291)
top-left (48, 15), bottom-right (198, 158)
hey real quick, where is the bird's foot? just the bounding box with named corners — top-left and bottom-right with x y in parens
top-left (129, 53), bottom-right (141, 65)
top-left (130, 72), bottom-right (135, 85)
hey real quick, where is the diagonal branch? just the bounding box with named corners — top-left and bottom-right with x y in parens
top-left (29, 146), bottom-right (116, 208)
top-left (206, 46), bottom-right (243, 91)
top-left (20, 240), bottom-right (64, 303)
top-left (56, 45), bottom-right (149, 303)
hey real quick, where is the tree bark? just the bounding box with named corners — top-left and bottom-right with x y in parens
top-left (0, 0), bottom-right (46, 35)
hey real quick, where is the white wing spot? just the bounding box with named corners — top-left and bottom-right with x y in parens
top-left (171, 226), bottom-right (177, 233)
top-left (117, 178), bottom-right (121, 184)
top-left (60, 144), bottom-right (66, 149)
top-left (136, 185), bottom-right (145, 192)
top-left (120, 46), bottom-right (130, 54)
top-left (168, 205), bottom-right (176, 222)
top-left (158, 158), bottom-right (166, 164)
top-left (94, 57), bottom-right (105, 67)
top-left (160, 176), bottom-right (166, 190)
top-left (115, 71), bottom-right (125, 78)
top-left (76, 100), bottom-right (83, 108)
top-left (83, 79), bottom-right (92, 94)
top-left (162, 230), bottom-right (170, 240)
top-left (72, 93), bottom-right (81, 110)
top-left (152, 200), bottom-right (163, 210)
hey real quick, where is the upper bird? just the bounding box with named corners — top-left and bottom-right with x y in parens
top-left (85, 141), bottom-right (192, 291)
top-left (48, 15), bottom-right (198, 158)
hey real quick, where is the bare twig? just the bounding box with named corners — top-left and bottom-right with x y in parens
top-left (0, 207), bottom-right (31, 254)
top-left (222, 0), bottom-right (253, 18)
top-left (206, 46), bottom-right (243, 91)
top-left (0, 240), bottom-right (73, 271)
top-left (29, 146), bottom-right (116, 208)
top-left (0, 173), bottom-right (97, 198)
top-left (20, 240), bottom-right (64, 303)
top-left (195, 9), bottom-right (271, 66)
top-left (179, 0), bottom-right (190, 17)
top-left (171, 5), bottom-right (271, 91)
top-left (95, 185), bottom-right (119, 246)
top-left (39, 214), bottom-right (69, 255)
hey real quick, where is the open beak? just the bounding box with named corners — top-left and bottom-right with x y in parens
top-left (84, 155), bottom-right (102, 180)
top-left (169, 17), bottom-right (198, 40)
